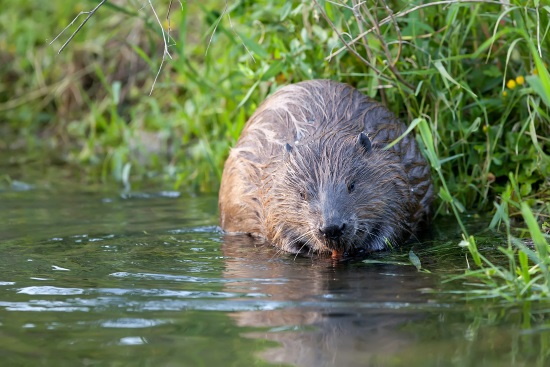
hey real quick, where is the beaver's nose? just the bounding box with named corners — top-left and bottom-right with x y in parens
top-left (319, 223), bottom-right (346, 239)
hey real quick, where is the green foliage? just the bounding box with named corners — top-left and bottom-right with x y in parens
top-left (1, 0), bottom-right (549, 298)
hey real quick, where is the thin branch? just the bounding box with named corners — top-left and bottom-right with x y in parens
top-left (167, 0), bottom-right (174, 43)
top-left (205, 0), bottom-right (255, 62)
top-left (205, 1), bottom-right (228, 57)
top-left (324, 0), bottom-right (354, 10)
top-left (226, 1), bottom-right (255, 63)
top-left (380, 0), bottom-right (403, 67)
top-left (351, 0), bottom-right (374, 64)
top-left (50, 0), bottom-right (108, 54)
top-left (165, 0), bottom-right (183, 46)
top-left (148, 0), bottom-right (173, 95)
top-left (357, 1), bottom-right (412, 89)
top-left (312, 0), bottom-right (379, 73)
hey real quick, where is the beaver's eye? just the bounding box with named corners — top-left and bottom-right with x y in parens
top-left (299, 191), bottom-right (306, 200)
top-left (347, 182), bottom-right (356, 193)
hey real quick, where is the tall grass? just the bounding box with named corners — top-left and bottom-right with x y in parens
top-left (0, 1), bottom-right (549, 297)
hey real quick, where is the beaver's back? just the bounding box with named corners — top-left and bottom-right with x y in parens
top-left (219, 80), bottom-right (432, 243)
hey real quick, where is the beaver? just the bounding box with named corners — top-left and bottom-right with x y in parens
top-left (219, 80), bottom-right (433, 257)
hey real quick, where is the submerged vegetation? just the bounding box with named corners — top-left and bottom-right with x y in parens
top-left (1, 0), bottom-right (549, 300)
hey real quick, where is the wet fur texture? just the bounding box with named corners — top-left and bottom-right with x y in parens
top-left (219, 80), bottom-right (433, 255)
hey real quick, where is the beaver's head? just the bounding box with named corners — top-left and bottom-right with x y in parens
top-left (266, 132), bottom-right (413, 256)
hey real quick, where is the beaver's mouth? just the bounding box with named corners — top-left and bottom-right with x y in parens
top-left (290, 223), bottom-right (384, 254)
top-left (322, 238), bottom-right (346, 252)
top-left (288, 240), bottom-right (337, 256)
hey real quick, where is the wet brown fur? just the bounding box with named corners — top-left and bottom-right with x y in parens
top-left (219, 80), bottom-right (433, 255)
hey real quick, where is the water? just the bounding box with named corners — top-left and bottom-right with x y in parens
top-left (1, 182), bottom-right (550, 366)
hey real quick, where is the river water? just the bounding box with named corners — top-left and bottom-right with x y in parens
top-left (1, 181), bottom-right (549, 366)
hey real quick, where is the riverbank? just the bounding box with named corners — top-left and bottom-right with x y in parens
top-left (1, 0), bottom-right (548, 299)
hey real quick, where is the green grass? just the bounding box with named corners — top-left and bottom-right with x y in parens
top-left (1, 0), bottom-right (549, 300)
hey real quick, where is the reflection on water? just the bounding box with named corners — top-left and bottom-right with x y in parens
top-left (0, 183), bottom-right (550, 366)
top-left (222, 236), bottom-right (436, 367)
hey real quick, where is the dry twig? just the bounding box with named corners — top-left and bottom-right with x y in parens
top-left (205, 0), bottom-right (255, 62)
top-left (50, 0), bottom-right (179, 95)
top-left (148, 0), bottom-right (173, 95)
top-left (314, 0), bottom-right (414, 90)
top-left (50, 0), bottom-right (108, 54)
top-left (312, 0), bottom-right (380, 73)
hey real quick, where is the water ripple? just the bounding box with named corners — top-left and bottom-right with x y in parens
top-left (118, 336), bottom-right (148, 345)
top-left (16, 285), bottom-right (260, 298)
top-left (0, 297), bottom-right (452, 313)
top-left (100, 318), bottom-right (167, 328)
top-left (109, 271), bottom-right (288, 284)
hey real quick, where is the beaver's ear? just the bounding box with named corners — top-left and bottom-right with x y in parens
top-left (284, 143), bottom-right (293, 153)
top-left (357, 132), bottom-right (372, 153)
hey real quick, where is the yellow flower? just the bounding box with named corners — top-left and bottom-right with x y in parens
top-left (502, 90), bottom-right (508, 97)
top-left (506, 79), bottom-right (517, 89)
top-left (515, 76), bottom-right (525, 85)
